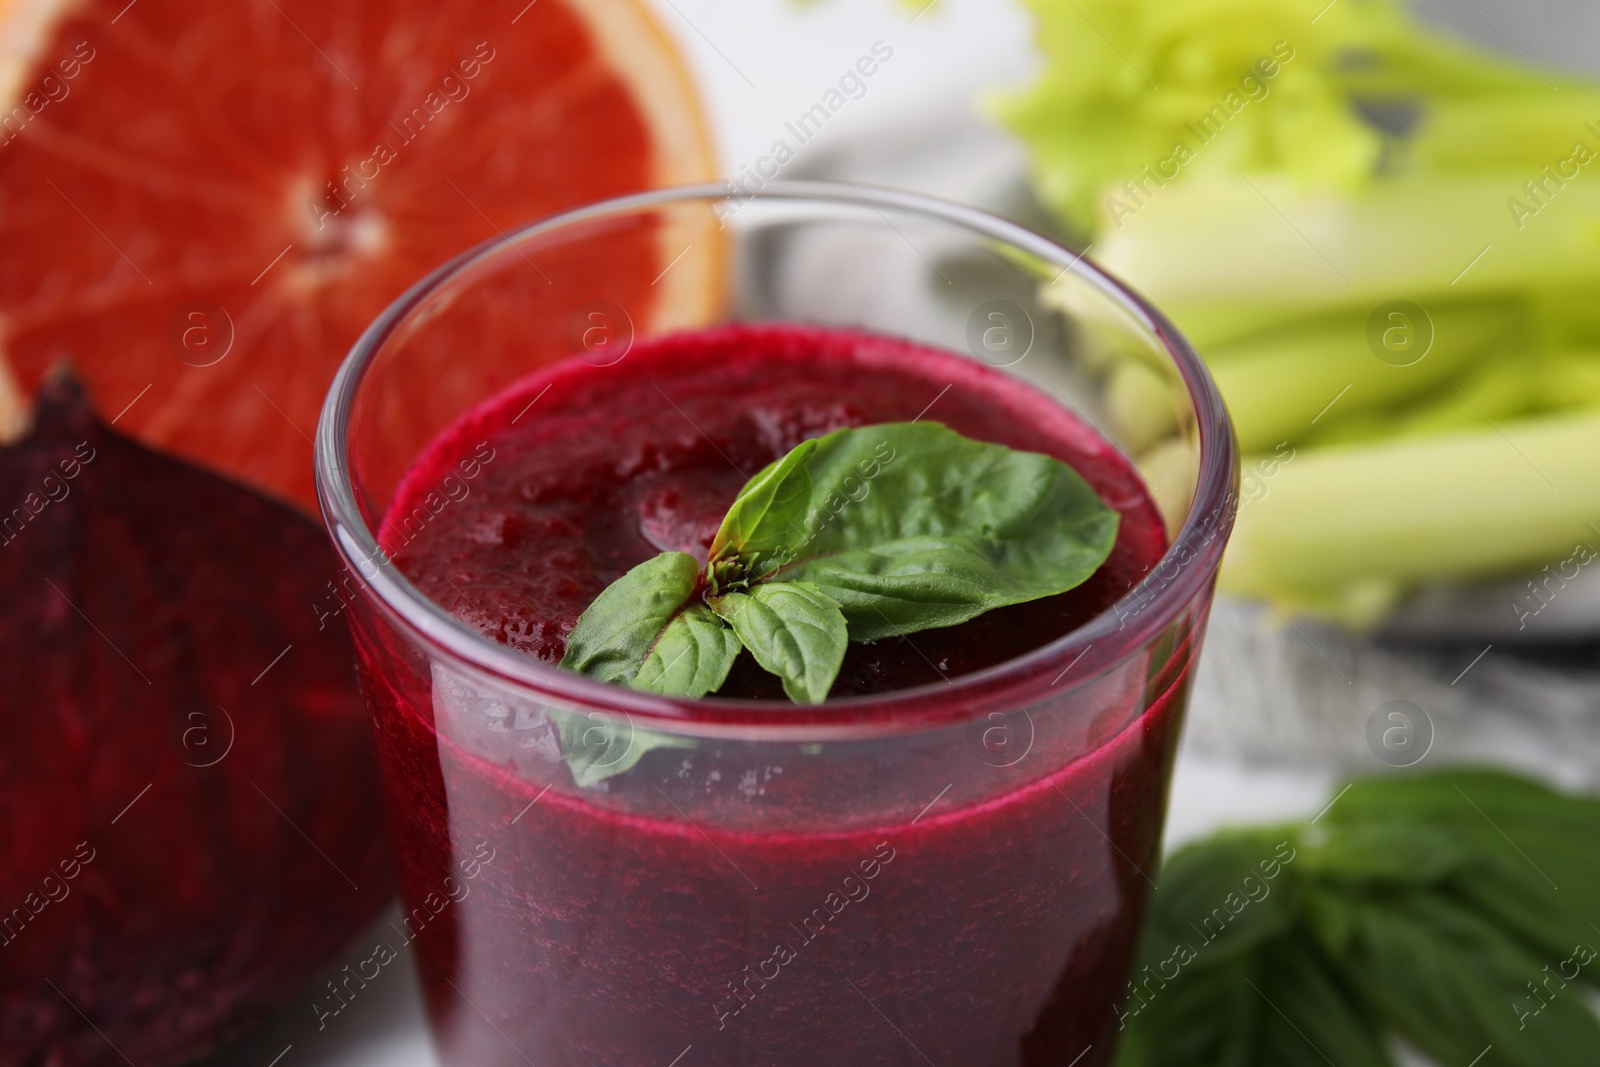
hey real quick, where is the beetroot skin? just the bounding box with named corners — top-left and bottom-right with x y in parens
top-left (0, 377), bottom-right (391, 1065)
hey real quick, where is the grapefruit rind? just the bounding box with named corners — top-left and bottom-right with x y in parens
top-left (576, 0), bottom-right (727, 330)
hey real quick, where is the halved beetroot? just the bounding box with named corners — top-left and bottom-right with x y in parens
top-left (0, 375), bottom-right (390, 1065)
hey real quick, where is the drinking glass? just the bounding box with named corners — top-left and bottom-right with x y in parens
top-left (315, 181), bottom-right (1239, 1067)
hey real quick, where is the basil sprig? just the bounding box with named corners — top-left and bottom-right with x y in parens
top-left (558, 421), bottom-right (1120, 704)
top-left (1120, 769), bottom-right (1600, 1067)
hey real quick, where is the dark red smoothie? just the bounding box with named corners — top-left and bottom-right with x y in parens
top-left (352, 325), bottom-right (1194, 1067)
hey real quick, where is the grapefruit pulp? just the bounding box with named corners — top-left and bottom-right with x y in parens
top-left (0, 0), bottom-right (721, 509)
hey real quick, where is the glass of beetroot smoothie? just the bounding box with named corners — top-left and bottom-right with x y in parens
top-left (315, 183), bottom-right (1237, 1067)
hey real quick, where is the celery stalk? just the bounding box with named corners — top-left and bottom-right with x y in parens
top-left (1377, 359), bottom-right (1543, 439)
top-left (1207, 303), bottom-right (1517, 452)
top-left (1002, 0), bottom-right (1600, 621)
top-left (1096, 176), bottom-right (1600, 327)
top-left (1299, 350), bottom-right (1600, 448)
top-left (1221, 411), bottom-right (1600, 612)
top-left (1107, 358), bottom-right (1182, 452)
top-left (1534, 352), bottom-right (1600, 409)
top-left (1411, 95), bottom-right (1600, 171)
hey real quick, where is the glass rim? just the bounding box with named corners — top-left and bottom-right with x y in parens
top-left (314, 180), bottom-right (1239, 737)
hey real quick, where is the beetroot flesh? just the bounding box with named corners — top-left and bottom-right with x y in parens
top-left (0, 377), bottom-right (391, 1065)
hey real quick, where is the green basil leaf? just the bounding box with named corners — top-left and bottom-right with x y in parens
top-left (554, 709), bottom-right (694, 789)
top-left (1317, 890), bottom-right (1600, 1067)
top-left (1299, 822), bottom-right (1467, 887)
top-left (560, 422), bottom-right (1122, 704)
top-left (1115, 954), bottom-right (1260, 1067)
top-left (1318, 770), bottom-right (1600, 967)
top-left (1125, 770), bottom-right (1600, 1067)
top-left (1116, 939), bottom-right (1391, 1067)
top-left (708, 439), bottom-right (817, 587)
top-left (558, 552), bottom-right (698, 685)
top-left (556, 552), bottom-right (713, 786)
top-left (711, 581), bottom-right (847, 704)
top-left (766, 422), bottom-right (1120, 640)
top-left (1140, 830), bottom-right (1300, 968)
top-left (1247, 938), bottom-right (1394, 1067)
top-left (633, 603), bottom-right (741, 699)
top-left (1451, 859), bottom-right (1597, 979)
top-left (1125, 833), bottom-right (1378, 1066)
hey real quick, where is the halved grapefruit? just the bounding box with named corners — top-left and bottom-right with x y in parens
top-left (0, 0), bottom-right (721, 509)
